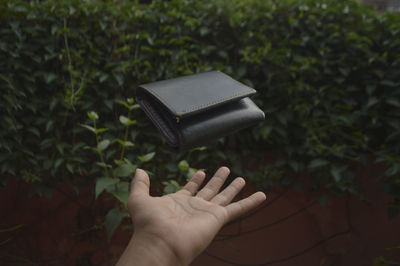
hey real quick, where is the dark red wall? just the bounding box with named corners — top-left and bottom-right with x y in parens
top-left (1, 163), bottom-right (399, 266)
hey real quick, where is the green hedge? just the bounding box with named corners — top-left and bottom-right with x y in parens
top-left (1, 0), bottom-right (400, 216)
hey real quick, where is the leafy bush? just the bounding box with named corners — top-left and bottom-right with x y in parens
top-left (1, 0), bottom-right (399, 229)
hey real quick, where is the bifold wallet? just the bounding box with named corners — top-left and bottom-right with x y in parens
top-left (136, 71), bottom-right (265, 151)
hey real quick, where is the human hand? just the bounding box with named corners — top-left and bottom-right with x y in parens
top-left (116, 167), bottom-right (266, 266)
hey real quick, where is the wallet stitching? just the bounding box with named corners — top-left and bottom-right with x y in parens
top-left (176, 91), bottom-right (252, 114)
top-left (145, 88), bottom-right (254, 116)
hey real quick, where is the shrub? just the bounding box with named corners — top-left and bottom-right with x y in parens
top-left (1, 0), bottom-right (399, 227)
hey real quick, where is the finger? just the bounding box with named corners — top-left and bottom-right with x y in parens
top-left (179, 171), bottom-right (206, 195)
top-left (225, 192), bottom-right (266, 222)
top-left (196, 166), bottom-right (230, 200)
top-left (210, 177), bottom-right (245, 206)
top-left (130, 168), bottom-right (150, 198)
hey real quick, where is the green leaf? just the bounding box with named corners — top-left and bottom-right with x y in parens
top-left (87, 111), bottom-right (99, 121)
top-left (95, 162), bottom-right (112, 169)
top-left (308, 159), bottom-right (329, 169)
top-left (66, 163), bottom-right (73, 173)
top-left (178, 160), bottom-right (189, 172)
top-left (366, 84), bottom-right (376, 95)
top-left (124, 141), bottom-right (134, 147)
top-left (114, 73), bottom-right (124, 86)
top-left (289, 161), bottom-right (303, 172)
top-left (330, 165), bottom-right (345, 183)
top-left (386, 98), bottom-right (400, 108)
top-left (45, 120), bottom-right (54, 132)
top-left (130, 104), bottom-right (140, 110)
top-left (114, 159), bottom-right (125, 166)
top-left (95, 177), bottom-right (119, 198)
top-left (81, 124), bottom-right (95, 133)
top-left (116, 100), bottom-right (130, 109)
top-left (115, 139), bottom-right (134, 148)
top-left (27, 127), bottom-right (40, 137)
top-left (163, 180), bottom-right (181, 194)
top-left (190, 146), bottom-right (207, 152)
top-left (119, 115), bottom-right (130, 125)
top-left (138, 152), bottom-right (156, 163)
top-left (373, 257), bottom-right (389, 266)
top-left (98, 139), bottom-right (110, 151)
top-left (119, 115), bottom-right (137, 126)
top-left (95, 128), bottom-right (109, 134)
top-left (104, 99), bottom-right (113, 110)
top-left (105, 207), bottom-right (124, 240)
top-left (386, 246), bottom-right (400, 251)
top-left (186, 168), bottom-right (197, 180)
top-left (86, 147), bottom-right (100, 153)
top-left (366, 97), bottom-right (379, 108)
top-left (99, 74), bottom-right (108, 83)
top-left (108, 182), bottom-right (130, 204)
top-left (381, 80), bottom-right (398, 87)
top-left (44, 73), bottom-right (57, 84)
top-left (56, 143), bottom-right (64, 155)
top-left (54, 158), bottom-right (63, 169)
top-left (123, 159), bottom-right (137, 172)
top-left (114, 163), bottom-right (135, 177)
top-left (385, 164), bottom-right (400, 176)
top-left (114, 139), bottom-right (125, 146)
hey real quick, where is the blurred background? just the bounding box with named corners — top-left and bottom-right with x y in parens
top-left (0, 0), bottom-right (399, 265)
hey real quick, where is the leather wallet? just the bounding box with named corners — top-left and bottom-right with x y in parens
top-left (136, 71), bottom-right (265, 151)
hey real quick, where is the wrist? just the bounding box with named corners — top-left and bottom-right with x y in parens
top-left (116, 231), bottom-right (185, 266)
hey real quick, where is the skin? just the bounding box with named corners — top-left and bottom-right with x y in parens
top-left (116, 166), bottom-right (266, 266)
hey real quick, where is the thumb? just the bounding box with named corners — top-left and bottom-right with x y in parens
top-left (130, 168), bottom-right (150, 197)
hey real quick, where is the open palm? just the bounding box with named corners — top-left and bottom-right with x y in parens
top-left (127, 167), bottom-right (266, 265)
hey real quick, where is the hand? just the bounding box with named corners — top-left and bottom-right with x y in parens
top-left (116, 167), bottom-right (266, 266)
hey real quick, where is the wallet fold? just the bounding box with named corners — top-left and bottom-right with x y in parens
top-left (136, 71), bottom-right (265, 151)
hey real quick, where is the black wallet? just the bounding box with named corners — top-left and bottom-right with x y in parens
top-left (136, 71), bottom-right (265, 151)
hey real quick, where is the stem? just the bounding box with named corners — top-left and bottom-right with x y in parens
top-left (186, 150), bottom-right (193, 161)
top-left (133, 39), bottom-right (141, 77)
top-left (94, 120), bottom-right (112, 178)
top-left (177, 172), bottom-right (183, 183)
top-left (120, 109), bottom-right (132, 160)
top-left (63, 17), bottom-right (76, 111)
top-left (71, 70), bottom-right (87, 109)
top-left (178, 151), bottom-right (192, 183)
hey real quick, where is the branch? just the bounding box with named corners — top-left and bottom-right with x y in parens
top-left (224, 189), bottom-right (288, 228)
top-left (216, 200), bottom-right (317, 241)
top-left (207, 197), bottom-right (352, 265)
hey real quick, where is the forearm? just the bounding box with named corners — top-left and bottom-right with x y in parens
top-left (116, 232), bottom-right (185, 266)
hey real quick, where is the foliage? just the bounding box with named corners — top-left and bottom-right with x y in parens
top-left (1, 0), bottom-right (400, 236)
top-left (373, 250), bottom-right (400, 266)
